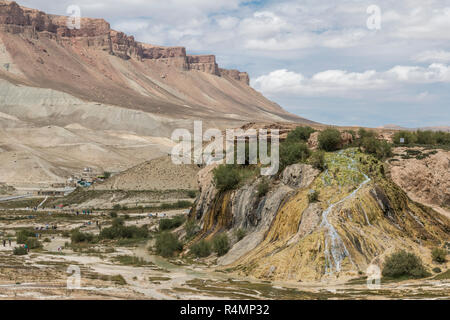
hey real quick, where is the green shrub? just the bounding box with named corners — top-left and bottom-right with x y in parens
top-left (358, 128), bottom-right (376, 140)
top-left (434, 131), bottom-right (450, 145)
top-left (62, 231), bottom-right (71, 238)
top-left (286, 126), bottom-right (315, 143)
top-left (26, 237), bottom-right (42, 249)
top-left (212, 234), bottom-right (230, 257)
top-left (71, 230), bottom-right (94, 244)
top-left (257, 178), bottom-right (270, 197)
top-left (382, 250), bottom-right (429, 279)
top-left (361, 137), bottom-right (392, 160)
top-left (13, 246), bottom-right (28, 255)
top-left (160, 200), bottom-right (193, 210)
top-left (159, 215), bottom-right (186, 231)
top-left (213, 165), bottom-right (241, 191)
top-left (111, 274), bottom-right (127, 285)
top-left (110, 211), bottom-right (118, 218)
top-left (190, 239), bottom-right (212, 258)
top-left (187, 190), bottom-right (197, 198)
top-left (308, 190), bottom-right (319, 203)
top-left (234, 229), bottom-right (246, 241)
top-left (431, 248), bottom-right (447, 263)
top-left (308, 150), bottom-right (326, 171)
top-left (318, 129), bottom-right (341, 151)
top-left (114, 255), bottom-right (149, 266)
top-left (432, 267), bottom-right (442, 274)
top-left (112, 217), bottom-right (125, 227)
top-left (280, 142), bottom-right (310, 169)
top-left (100, 220), bottom-right (148, 240)
top-left (185, 220), bottom-right (200, 240)
top-left (416, 130), bottom-right (437, 145)
top-left (155, 232), bottom-right (183, 257)
top-left (393, 131), bottom-right (417, 145)
top-left (16, 229), bottom-right (35, 244)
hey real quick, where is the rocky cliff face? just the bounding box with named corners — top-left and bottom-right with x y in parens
top-left (390, 148), bottom-right (450, 218)
top-left (188, 149), bottom-right (450, 281)
top-left (0, 1), bottom-right (249, 83)
top-left (219, 68), bottom-right (250, 85)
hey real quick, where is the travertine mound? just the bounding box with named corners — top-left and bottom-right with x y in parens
top-left (188, 149), bottom-right (450, 281)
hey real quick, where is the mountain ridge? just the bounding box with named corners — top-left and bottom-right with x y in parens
top-left (0, 0), bottom-right (305, 125)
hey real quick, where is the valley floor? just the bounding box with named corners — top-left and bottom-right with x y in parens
top-left (0, 207), bottom-right (448, 300)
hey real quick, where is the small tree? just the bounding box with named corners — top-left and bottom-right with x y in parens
top-left (16, 230), bottom-right (35, 244)
top-left (234, 229), bottom-right (246, 241)
top-left (361, 137), bottom-right (392, 160)
top-left (308, 190), bottom-right (319, 203)
top-left (382, 250), bottom-right (429, 279)
top-left (155, 232), bottom-right (183, 258)
top-left (71, 230), bottom-right (94, 244)
top-left (185, 220), bottom-right (200, 240)
top-left (308, 151), bottom-right (326, 171)
top-left (431, 248), bottom-right (447, 263)
top-left (286, 126), bottom-right (316, 143)
top-left (393, 131), bottom-right (417, 145)
top-left (213, 165), bottom-right (241, 191)
top-left (318, 129), bottom-right (341, 151)
top-left (212, 234), bottom-right (230, 256)
top-left (358, 128), bottom-right (376, 140)
top-left (257, 178), bottom-right (270, 197)
top-left (13, 246), bottom-right (28, 255)
top-left (26, 237), bottom-right (42, 249)
top-left (280, 142), bottom-right (311, 169)
top-left (159, 215), bottom-right (186, 231)
top-left (190, 240), bottom-right (212, 258)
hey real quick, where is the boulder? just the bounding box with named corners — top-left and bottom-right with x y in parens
top-left (281, 163), bottom-right (320, 189)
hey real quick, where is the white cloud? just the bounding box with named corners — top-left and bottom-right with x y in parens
top-left (253, 64), bottom-right (450, 97)
top-left (413, 50), bottom-right (450, 63)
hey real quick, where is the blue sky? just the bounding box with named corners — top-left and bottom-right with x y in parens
top-left (20, 0), bottom-right (450, 128)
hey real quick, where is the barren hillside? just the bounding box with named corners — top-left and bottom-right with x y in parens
top-left (0, 1), bottom-right (310, 187)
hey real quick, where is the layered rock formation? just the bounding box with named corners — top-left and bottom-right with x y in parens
top-left (187, 149), bottom-right (450, 281)
top-left (0, 1), bottom-right (249, 83)
top-left (390, 148), bottom-right (450, 218)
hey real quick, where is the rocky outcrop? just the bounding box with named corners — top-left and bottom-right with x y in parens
top-left (390, 148), bottom-right (450, 218)
top-left (281, 164), bottom-right (319, 189)
top-left (188, 149), bottom-right (450, 282)
top-left (0, 1), bottom-right (250, 82)
top-left (219, 68), bottom-right (250, 85)
top-left (141, 44), bottom-right (186, 60)
top-left (187, 55), bottom-right (219, 75)
top-left (189, 162), bottom-right (320, 266)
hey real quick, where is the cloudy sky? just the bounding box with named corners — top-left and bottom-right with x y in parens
top-left (20, 0), bottom-right (450, 128)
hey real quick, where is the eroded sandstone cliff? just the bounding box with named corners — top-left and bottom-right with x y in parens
top-left (0, 1), bottom-right (249, 83)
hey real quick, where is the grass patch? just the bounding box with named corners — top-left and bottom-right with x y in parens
top-left (113, 255), bottom-right (152, 267)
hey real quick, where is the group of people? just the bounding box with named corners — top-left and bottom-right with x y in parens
top-left (34, 224), bottom-right (57, 231)
top-left (75, 210), bottom-right (93, 216)
top-left (2, 238), bottom-right (11, 247)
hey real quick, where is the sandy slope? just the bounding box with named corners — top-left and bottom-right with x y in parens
top-left (0, 1), bottom-right (314, 187)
